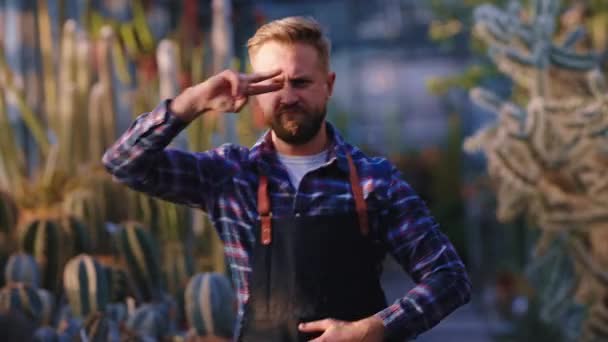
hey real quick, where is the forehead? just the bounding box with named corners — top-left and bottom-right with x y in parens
top-left (250, 41), bottom-right (322, 75)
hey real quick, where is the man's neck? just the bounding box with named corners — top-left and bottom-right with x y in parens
top-left (271, 122), bottom-right (328, 156)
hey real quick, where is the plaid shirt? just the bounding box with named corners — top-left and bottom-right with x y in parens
top-left (102, 100), bottom-right (471, 340)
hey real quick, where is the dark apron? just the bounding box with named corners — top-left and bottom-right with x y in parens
top-left (239, 152), bottom-right (388, 342)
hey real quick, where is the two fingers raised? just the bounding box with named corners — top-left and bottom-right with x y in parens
top-left (220, 69), bottom-right (283, 98)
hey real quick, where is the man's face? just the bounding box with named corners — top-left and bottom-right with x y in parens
top-left (250, 42), bottom-right (335, 145)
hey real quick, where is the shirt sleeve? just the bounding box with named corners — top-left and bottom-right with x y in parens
top-left (374, 166), bottom-right (472, 341)
top-left (101, 100), bottom-right (243, 211)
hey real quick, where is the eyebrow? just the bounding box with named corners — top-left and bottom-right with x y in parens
top-left (268, 75), bottom-right (312, 84)
top-left (286, 75), bottom-right (313, 82)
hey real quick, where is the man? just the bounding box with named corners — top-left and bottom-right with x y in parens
top-left (103, 16), bottom-right (471, 342)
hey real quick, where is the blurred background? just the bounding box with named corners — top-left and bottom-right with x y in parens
top-left (1, 0), bottom-right (608, 341)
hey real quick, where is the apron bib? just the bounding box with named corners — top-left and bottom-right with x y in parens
top-left (240, 152), bottom-right (387, 342)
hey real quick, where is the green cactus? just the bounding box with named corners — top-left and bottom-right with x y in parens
top-left (63, 254), bottom-right (110, 319)
top-left (117, 222), bottom-right (163, 301)
top-left (163, 241), bottom-right (194, 297)
top-left (105, 302), bottom-right (128, 323)
top-left (467, 0), bottom-right (608, 340)
top-left (20, 218), bottom-right (61, 292)
top-left (185, 272), bottom-right (236, 339)
top-left (37, 288), bottom-right (55, 326)
top-left (0, 282), bottom-right (43, 324)
top-left (126, 303), bottom-right (170, 340)
top-left (4, 252), bottom-right (40, 287)
top-left (60, 216), bottom-right (91, 256)
top-left (20, 216), bottom-right (90, 292)
top-left (103, 265), bottom-right (128, 303)
top-left (0, 191), bottom-right (17, 233)
top-left (33, 326), bottom-right (59, 341)
top-left (81, 312), bottom-right (120, 342)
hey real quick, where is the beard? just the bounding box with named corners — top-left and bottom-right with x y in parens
top-left (267, 103), bottom-right (326, 145)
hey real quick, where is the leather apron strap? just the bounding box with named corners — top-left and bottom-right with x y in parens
top-left (257, 151), bottom-right (368, 245)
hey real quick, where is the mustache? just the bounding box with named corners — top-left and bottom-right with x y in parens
top-left (277, 104), bottom-right (306, 115)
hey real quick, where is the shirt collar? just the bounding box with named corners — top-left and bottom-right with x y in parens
top-left (249, 121), bottom-right (350, 173)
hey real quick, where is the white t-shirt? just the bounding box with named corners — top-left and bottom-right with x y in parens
top-left (277, 150), bottom-right (329, 190)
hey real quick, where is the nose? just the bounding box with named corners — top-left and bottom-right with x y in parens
top-left (279, 83), bottom-right (298, 106)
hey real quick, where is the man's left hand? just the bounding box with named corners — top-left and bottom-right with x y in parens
top-left (298, 316), bottom-right (385, 341)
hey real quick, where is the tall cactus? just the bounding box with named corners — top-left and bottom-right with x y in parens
top-left (163, 240), bottom-right (194, 297)
top-left (117, 222), bottom-right (163, 301)
top-left (63, 254), bottom-right (110, 319)
top-left (0, 282), bottom-right (43, 324)
top-left (185, 272), bottom-right (236, 339)
top-left (4, 252), bottom-right (40, 287)
top-left (0, 191), bottom-right (17, 233)
top-left (467, 0), bottom-right (608, 340)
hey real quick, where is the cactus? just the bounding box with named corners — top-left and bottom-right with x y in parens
top-left (163, 240), bottom-right (194, 297)
top-left (185, 272), bottom-right (236, 339)
top-left (63, 254), bottom-right (110, 319)
top-left (20, 218), bottom-right (62, 292)
top-left (117, 222), bottom-right (163, 301)
top-left (20, 217), bottom-right (90, 292)
top-left (81, 312), bottom-right (121, 342)
top-left (37, 288), bottom-right (55, 326)
top-left (103, 265), bottom-right (129, 303)
top-left (467, 0), bottom-right (608, 340)
top-left (4, 252), bottom-right (40, 287)
top-left (60, 216), bottom-right (91, 256)
top-left (0, 191), bottom-right (17, 233)
top-left (126, 303), bottom-right (170, 340)
top-left (0, 282), bottom-right (43, 324)
top-left (33, 326), bottom-right (59, 342)
top-left (105, 302), bottom-right (128, 323)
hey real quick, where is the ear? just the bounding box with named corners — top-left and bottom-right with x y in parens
top-left (326, 71), bottom-right (336, 97)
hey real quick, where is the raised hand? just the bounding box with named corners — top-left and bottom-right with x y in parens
top-left (170, 68), bottom-right (282, 122)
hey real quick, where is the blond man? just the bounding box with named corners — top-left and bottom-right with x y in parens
top-left (103, 16), bottom-right (471, 341)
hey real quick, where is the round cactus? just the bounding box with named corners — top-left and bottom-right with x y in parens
top-left (37, 288), bottom-right (55, 326)
top-left (20, 218), bottom-right (62, 292)
top-left (103, 264), bottom-right (129, 302)
top-left (33, 326), bottom-right (59, 342)
top-left (60, 216), bottom-right (91, 255)
top-left (117, 222), bottom-right (163, 301)
top-left (4, 252), bottom-right (41, 287)
top-left (56, 307), bottom-right (83, 341)
top-left (105, 302), bottom-right (128, 323)
top-left (63, 254), bottom-right (109, 318)
top-left (82, 312), bottom-right (121, 342)
top-left (0, 282), bottom-right (43, 324)
top-left (20, 217), bottom-right (91, 292)
top-left (185, 273), bottom-right (236, 339)
top-left (126, 303), bottom-right (169, 340)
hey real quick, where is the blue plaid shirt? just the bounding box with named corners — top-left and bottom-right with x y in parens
top-left (102, 100), bottom-right (471, 340)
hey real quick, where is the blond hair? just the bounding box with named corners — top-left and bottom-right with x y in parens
top-left (247, 16), bottom-right (331, 70)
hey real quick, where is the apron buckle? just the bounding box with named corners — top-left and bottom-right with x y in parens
top-left (260, 212), bottom-right (272, 245)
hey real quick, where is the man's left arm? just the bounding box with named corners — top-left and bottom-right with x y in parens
top-left (298, 165), bottom-right (472, 341)
top-left (373, 166), bottom-right (472, 340)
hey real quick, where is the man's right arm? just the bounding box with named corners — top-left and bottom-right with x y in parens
top-left (101, 100), bottom-right (237, 209)
top-left (102, 68), bottom-right (282, 209)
